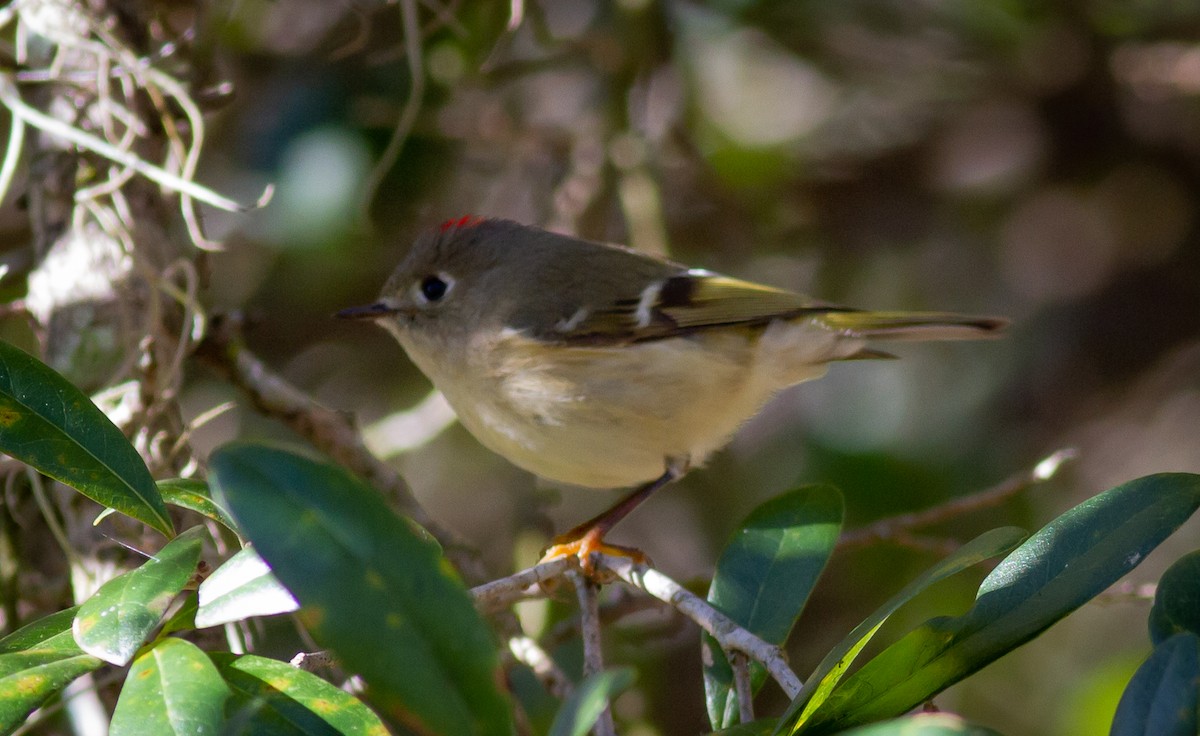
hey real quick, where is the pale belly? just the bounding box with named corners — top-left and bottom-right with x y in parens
top-left (405, 323), bottom-right (848, 489)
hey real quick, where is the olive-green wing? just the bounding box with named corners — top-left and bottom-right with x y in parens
top-left (553, 271), bottom-right (837, 344)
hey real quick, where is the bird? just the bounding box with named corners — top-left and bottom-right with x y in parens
top-left (339, 216), bottom-right (1005, 567)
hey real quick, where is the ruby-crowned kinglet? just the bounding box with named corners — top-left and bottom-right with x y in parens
top-left (340, 217), bottom-right (1004, 562)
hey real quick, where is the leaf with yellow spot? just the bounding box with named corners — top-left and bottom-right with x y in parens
top-left (110, 638), bottom-right (230, 735)
top-left (211, 652), bottom-right (389, 734)
top-left (0, 609), bottom-right (103, 733)
top-left (73, 526), bottom-right (206, 666)
top-left (0, 340), bottom-right (172, 536)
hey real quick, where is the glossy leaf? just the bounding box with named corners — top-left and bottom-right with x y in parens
top-left (835, 713), bottom-right (1003, 736)
top-left (109, 638), bottom-right (230, 736)
top-left (158, 478), bottom-right (238, 532)
top-left (212, 652), bottom-right (389, 735)
top-left (73, 526), bottom-right (205, 665)
top-left (196, 546), bottom-right (299, 628)
top-left (783, 526), bottom-right (1026, 731)
top-left (549, 668), bottom-right (635, 736)
top-left (209, 442), bottom-right (511, 736)
top-left (1110, 632), bottom-right (1200, 736)
top-left (799, 473), bottom-right (1200, 734)
top-left (0, 609), bottom-right (103, 734)
top-left (1148, 551), bottom-right (1200, 645)
top-left (705, 485), bottom-right (842, 729)
top-left (0, 340), bottom-right (172, 536)
top-left (0, 608), bottom-right (79, 653)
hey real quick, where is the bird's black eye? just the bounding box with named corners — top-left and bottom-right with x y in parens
top-left (419, 275), bottom-right (449, 302)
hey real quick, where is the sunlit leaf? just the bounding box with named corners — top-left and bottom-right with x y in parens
top-left (782, 527), bottom-right (1025, 731)
top-left (196, 546), bottom-right (299, 628)
top-left (73, 526), bottom-right (205, 666)
top-left (158, 478), bottom-right (238, 532)
top-left (705, 485), bottom-right (842, 729)
top-left (797, 473), bottom-right (1200, 734)
top-left (109, 638), bottom-right (230, 736)
top-left (0, 340), bottom-right (172, 536)
top-left (209, 441), bottom-right (512, 736)
top-left (0, 609), bottom-right (102, 735)
top-left (212, 653), bottom-right (389, 735)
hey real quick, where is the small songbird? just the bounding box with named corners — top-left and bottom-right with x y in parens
top-left (339, 217), bottom-right (1005, 564)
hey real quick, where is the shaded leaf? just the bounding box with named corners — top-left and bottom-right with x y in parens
top-left (109, 638), bottom-right (230, 736)
top-left (549, 668), bottom-right (635, 736)
top-left (1148, 551), bottom-right (1200, 645)
top-left (799, 473), bottom-right (1200, 734)
top-left (0, 340), bottom-right (172, 536)
top-left (211, 652), bottom-right (388, 736)
top-left (1110, 632), bottom-right (1200, 736)
top-left (159, 478), bottom-right (238, 532)
top-left (705, 485), bottom-right (842, 730)
top-left (783, 527), bottom-right (1025, 731)
top-left (73, 526), bottom-right (205, 666)
top-left (209, 442), bottom-right (511, 736)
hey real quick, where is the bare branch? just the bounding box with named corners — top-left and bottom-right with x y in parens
top-left (730, 651), bottom-right (755, 723)
top-left (571, 570), bottom-right (615, 736)
top-left (839, 448), bottom-right (1077, 550)
top-left (508, 634), bottom-right (573, 700)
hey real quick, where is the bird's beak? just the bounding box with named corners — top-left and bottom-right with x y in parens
top-left (335, 301), bottom-right (405, 320)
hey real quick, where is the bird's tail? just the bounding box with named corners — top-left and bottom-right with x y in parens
top-left (821, 310), bottom-right (1008, 342)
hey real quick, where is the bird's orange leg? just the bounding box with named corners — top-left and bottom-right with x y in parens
top-left (540, 459), bottom-right (686, 576)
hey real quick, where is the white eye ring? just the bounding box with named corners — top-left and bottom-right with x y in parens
top-left (412, 272), bottom-right (456, 306)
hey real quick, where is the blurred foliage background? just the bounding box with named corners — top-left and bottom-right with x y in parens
top-left (3, 0), bottom-right (1200, 733)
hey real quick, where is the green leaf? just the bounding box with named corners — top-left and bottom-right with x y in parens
top-left (1110, 632), bottom-right (1200, 736)
top-left (158, 478), bottom-right (238, 532)
top-left (209, 441), bottom-right (512, 736)
top-left (834, 713), bottom-right (1003, 735)
top-left (0, 652), bottom-right (104, 734)
top-left (782, 526), bottom-right (1025, 731)
top-left (0, 340), bottom-right (172, 536)
top-left (705, 485), bottom-right (842, 730)
top-left (196, 546), bottom-right (299, 628)
top-left (1148, 551), bottom-right (1200, 645)
top-left (0, 609), bottom-right (103, 735)
top-left (211, 652), bottom-right (389, 735)
top-left (73, 526), bottom-right (205, 665)
top-left (0, 608), bottom-right (79, 653)
top-left (109, 637), bottom-right (231, 736)
top-left (549, 668), bottom-right (635, 736)
top-left (799, 473), bottom-right (1200, 734)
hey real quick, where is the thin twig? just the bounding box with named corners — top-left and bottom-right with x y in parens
top-left (730, 651), bottom-right (755, 723)
top-left (0, 74), bottom-right (261, 213)
top-left (358, 0), bottom-right (425, 227)
top-left (0, 109), bottom-right (25, 206)
top-left (838, 448), bottom-right (1077, 550)
top-left (601, 554), bottom-right (804, 699)
top-left (197, 317), bottom-right (496, 585)
top-left (471, 557), bottom-right (572, 613)
top-left (508, 634), bottom-right (573, 700)
top-left (571, 570), bottom-right (615, 736)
